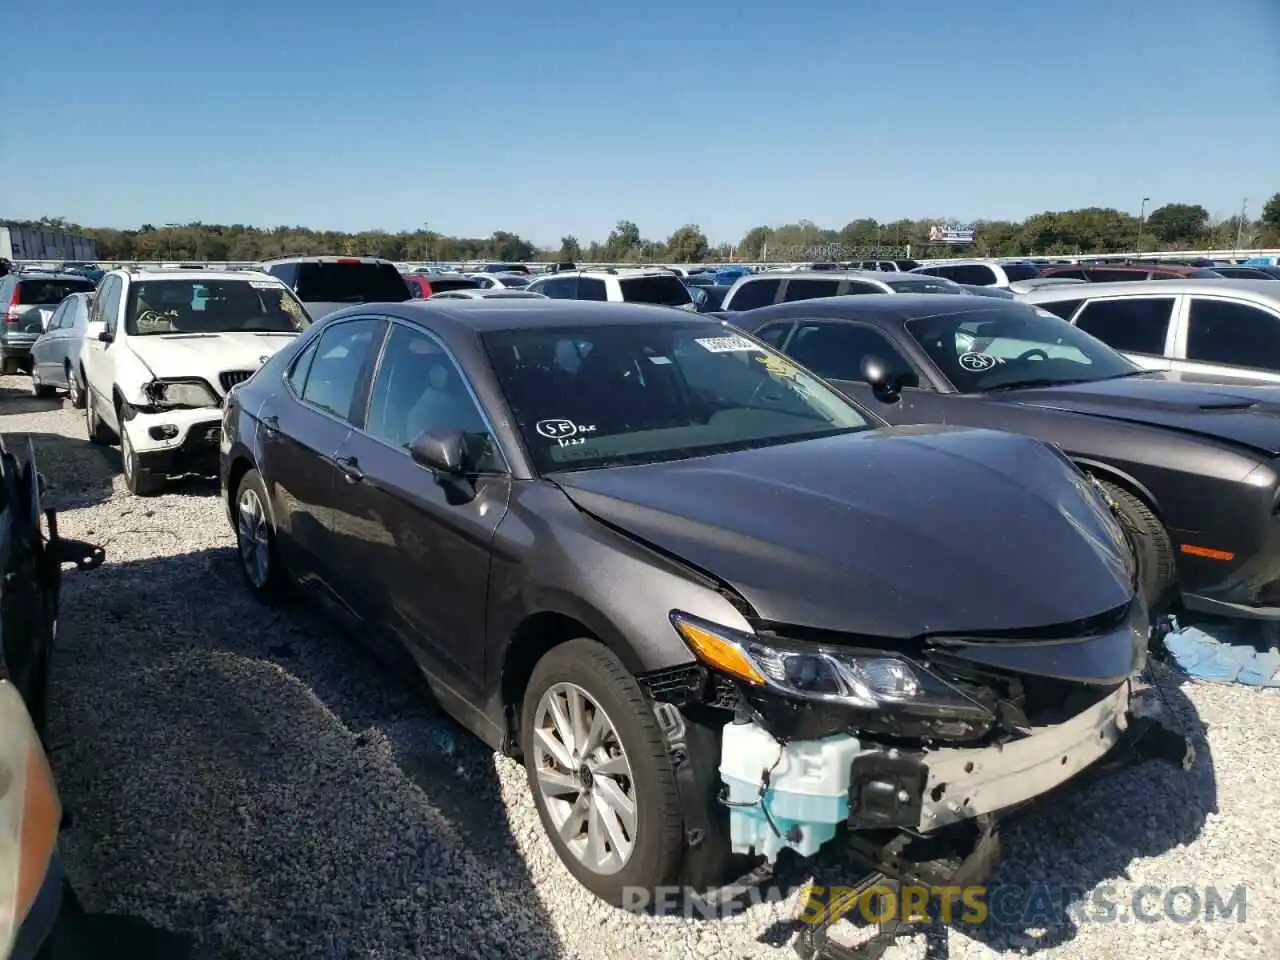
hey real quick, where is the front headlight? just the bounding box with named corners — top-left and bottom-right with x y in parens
top-left (144, 379), bottom-right (220, 409)
top-left (670, 611), bottom-right (992, 721)
top-left (0, 681), bottom-right (61, 956)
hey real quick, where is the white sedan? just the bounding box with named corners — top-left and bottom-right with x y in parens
top-left (429, 289), bottom-right (548, 300)
top-left (464, 272), bottom-right (532, 290)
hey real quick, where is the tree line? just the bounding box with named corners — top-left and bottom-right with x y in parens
top-left (10, 194), bottom-right (1279, 264)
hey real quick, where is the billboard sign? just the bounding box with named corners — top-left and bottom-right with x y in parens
top-left (928, 222), bottom-right (976, 245)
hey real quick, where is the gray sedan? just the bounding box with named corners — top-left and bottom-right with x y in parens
top-left (29, 291), bottom-right (94, 405)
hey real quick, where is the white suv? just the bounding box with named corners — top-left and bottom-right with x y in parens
top-left (79, 268), bottom-right (311, 495)
top-left (526, 268), bottom-right (695, 310)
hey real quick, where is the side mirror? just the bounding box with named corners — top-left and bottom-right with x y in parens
top-left (409, 428), bottom-right (467, 475)
top-left (860, 354), bottom-right (905, 403)
top-left (97, 328), bottom-right (113, 343)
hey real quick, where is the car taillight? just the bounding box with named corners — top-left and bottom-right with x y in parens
top-left (3, 287), bottom-right (19, 324)
top-left (336, 258), bottom-right (361, 264)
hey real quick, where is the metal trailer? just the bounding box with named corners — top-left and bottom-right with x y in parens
top-left (0, 226), bottom-right (100, 264)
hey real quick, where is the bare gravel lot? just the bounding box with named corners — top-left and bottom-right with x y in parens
top-left (2, 374), bottom-right (1278, 960)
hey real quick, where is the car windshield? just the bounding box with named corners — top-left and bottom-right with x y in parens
top-left (1001, 263), bottom-right (1042, 281)
top-left (294, 261), bottom-right (410, 302)
top-left (885, 278), bottom-right (957, 294)
top-left (18, 277), bottom-right (95, 304)
top-left (482, 321), bottom-right (875, 473)
top-left (429, 278), bottom-right (482, 292)
top-left (125, 279), bottom-right (312, 336)
top-left (904, 304), bottom-right (1138, 392)
top-left (618, 274), bottom-right (694, 307)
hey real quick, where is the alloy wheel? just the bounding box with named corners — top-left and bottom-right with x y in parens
top-left (237, 487), bottom-right (270, 588)
top-left (531, 681), bottom-right (637, 875)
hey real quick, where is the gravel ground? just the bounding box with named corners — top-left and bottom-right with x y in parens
top-left (2, 374), bottom-right (1278, 960)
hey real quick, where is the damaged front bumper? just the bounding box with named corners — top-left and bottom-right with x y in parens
top-left (895, 681), bottom-right (1130, 833)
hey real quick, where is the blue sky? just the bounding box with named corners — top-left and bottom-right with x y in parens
top-left (5, 0), bottom-right (1278, 246)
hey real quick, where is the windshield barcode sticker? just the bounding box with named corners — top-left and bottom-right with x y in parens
top-left (249, 280), bottom-right (283, 288)
top-left (695, 335), bottom-right (763, 353)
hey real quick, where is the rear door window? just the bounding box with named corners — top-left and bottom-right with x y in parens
top-left (619, 274), bottom-right (692, 307)
top-left (18, 277), bottom-right (95, 304)
top-left (295, 262), bottom-right (410, 302)
top-left (577, 277), bottom-right (608, 301)
top-left (1037, 299), bottom-right (1085, 321)
top-left (1073, 297), bottom-right (1174, 355)
top-left (782, 279), bottom-right (841, 302)
top-left (726, 278), bottom-right (781, 310)
top-left (1186, 299), bottom-right (1280, 371)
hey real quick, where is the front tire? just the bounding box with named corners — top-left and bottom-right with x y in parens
top-left (1096, 478), bottom-right (1176, 610)
top-left (234, 468), bottom-right (288, 604)
top-left (84, 391), bottom-right (113, 445)
top-left (521, 639), bottom-right (684, 906)
top-left (120, 419), bottom-right (166, 496)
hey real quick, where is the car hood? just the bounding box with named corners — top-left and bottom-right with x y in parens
top-left (127, 331), bottom-right (299, 384)
top-left (995, 374), bottom-right (1280, 455)
top-left (553, 425), bottom-right (1135, 638)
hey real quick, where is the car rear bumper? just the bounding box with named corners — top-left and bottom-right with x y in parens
top-left (0, 342), bottom-right (34, 358)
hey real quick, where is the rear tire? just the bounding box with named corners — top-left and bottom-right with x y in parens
top-left (521, 639), bottom-right (685, 906)
top-left (1095, 478), bottom-right (1176, 610)
top-left (30, 367), bottom-right (57, 398)
top-left (234, 468), bottom-right (288, 604)
top-left (1, 358), bottom-right (20, 376)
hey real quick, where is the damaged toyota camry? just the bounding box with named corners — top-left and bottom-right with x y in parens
top-left (220, 299), bottom-right (1173, 907)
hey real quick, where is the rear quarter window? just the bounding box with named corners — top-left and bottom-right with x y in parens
top-left (295, 262), bottom-right (410, 302)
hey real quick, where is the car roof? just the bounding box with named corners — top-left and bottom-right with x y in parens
top-left (8, 271), bottom-right (90, 282)
top-left (259, 255), bottom-right (395, 265)
top-left (1021, 279), bottom-right (1280, 299)
top-left (547, 268), bottom-right (680, 280)
top-left (118, 269), bottom-right (281, 283)
top-left (738, 293), bottom-right (1014, 327)
top-left (369, 297), bottom-right (713, 333)
top-left (741, 270), bottom-right (894, 283)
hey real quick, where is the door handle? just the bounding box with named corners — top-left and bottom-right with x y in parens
top-left (261, 414), bottom-right (279, 433)
top-left (334, 455), bottom-right (364, 483)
